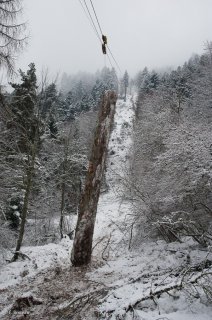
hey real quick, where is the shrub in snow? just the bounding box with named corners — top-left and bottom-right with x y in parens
top-left (130, 51), bottom-right (212, 246)
top-left (5, 195), bottom-right (23, 229)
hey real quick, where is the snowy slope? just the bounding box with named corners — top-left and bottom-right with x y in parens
top-left (91, 95), bottom-right (212, 319)
top-left (0, 95), bottom-right (212, 320)
top-left (93, 95), bottom-right (135, 256)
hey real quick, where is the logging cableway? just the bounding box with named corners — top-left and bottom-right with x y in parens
top-left (71, 1), bottom-right (123, 266)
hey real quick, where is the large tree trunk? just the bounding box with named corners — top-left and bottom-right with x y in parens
top-left (71, 91), bottom-right (117, 266)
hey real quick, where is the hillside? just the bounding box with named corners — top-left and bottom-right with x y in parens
top-left (0, 95), bottom-right (211, 320)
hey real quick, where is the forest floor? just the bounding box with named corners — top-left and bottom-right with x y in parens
top-left (0, 96), bottom-right (212, 320)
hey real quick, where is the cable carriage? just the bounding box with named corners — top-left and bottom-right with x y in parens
top-left (79, 0), bottom-right (121, 72)
top-left (102, 34), bottom-right (107, 54)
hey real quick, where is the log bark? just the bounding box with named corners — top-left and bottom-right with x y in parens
top-left (71, 91), bottom-right (117, 266)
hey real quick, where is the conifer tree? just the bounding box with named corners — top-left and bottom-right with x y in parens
top-left (40, 83), bottom-right (58, 118)
top-left (9, 63), bottom-right (38, 152)
top-left (8, 63), bottom-right (41, 261)
top-left (123, 71), bottom-right (129, 101)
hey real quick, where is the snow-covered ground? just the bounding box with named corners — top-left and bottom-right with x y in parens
top-left (0, 237), bottom-right (72, 291)
top-left (0, 95), bottom-right (212, 320)
top-left (93, 95), bottom-right (135, 256)
top-left (91, 238), bottom-right (212, 320)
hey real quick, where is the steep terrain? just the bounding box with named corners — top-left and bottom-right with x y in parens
top-left (0, 95), bottom-right (212, 320)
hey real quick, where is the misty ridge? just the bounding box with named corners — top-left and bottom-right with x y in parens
top-left (0, 1), bottom-right (212, 320)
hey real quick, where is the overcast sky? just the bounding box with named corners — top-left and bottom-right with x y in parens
top-left (17, 0), bottom-right (212, 78)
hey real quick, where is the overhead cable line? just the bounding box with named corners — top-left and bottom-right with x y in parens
top-left (78, 0), bottom-right (121, 74)
top-left (89, 0), bottom-right (104, 36)
top-left (78, 0), bottom-right (100, 43)
top-left (106, 52), bottom-right (114, 69)
top-left (80, 0), bottom-right (113, 69)
top-left (88, 0), bottom-right (122, 74)
top-left (107, 45), bottom-right (122, 74)
top-left (81, 0), bottom-right (102, 44)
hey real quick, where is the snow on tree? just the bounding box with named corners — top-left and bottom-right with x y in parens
top-left (40, 83), bottom-right (58, 118)
top-left (122, 70), bottom-right (129, 101)
top-left (2, 64), bottom-right (42, 261)
top-left (9, 63), bottom-right (39, 153)
top-left (131, 52), bottom-right (212, 245)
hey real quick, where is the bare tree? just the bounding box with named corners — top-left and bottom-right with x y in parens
top-left (0, 0), bottom-right (26, 74)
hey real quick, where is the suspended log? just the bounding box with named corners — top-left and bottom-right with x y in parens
top-left (71, 90), bottom-right (117, 266)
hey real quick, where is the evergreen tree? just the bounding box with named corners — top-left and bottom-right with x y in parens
top-left (64, 90), bottom-right (75, 119)
top-left (57, 91), bottom-right (69, 119)
top-left (91, 79), bottom-right (107, 108)
top-left (169, 67), bottom-right (191, 114)
top-left (122, 70), bottom-right (129, 101)
top-left (7, 64), bottom-right (42, 261)
top-left (110, 68), bottom-right (119, 92)
top-left (64, 91), bottom-right (75, 120)
top-left (138, 70), bottom-right (160, 95)
top-left (40, 83), bottom-right (58, 118)
top-left (100, 67), bottom-right (118, 91)
top-left (135, 67), bottom-right (149, 96)
top-left (5, 196), bottom-right (23, 230)
top-left (149, 71), bottom-right (160, 89)
top-left (9, 63), bottom-right (38, 152)
top-left (135, 70), bottom-right (144, 91)
top-left (48, 115), bottom-right (58, 138)
top-left (73, 81), bottom-right (86, 102)
top-left (80, 94), bottom-right (95, 112)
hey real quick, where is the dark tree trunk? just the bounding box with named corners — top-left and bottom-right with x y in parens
top-left (60, 146), bottom-right (68, 239)
top-left (124, 86), bottom-right (127, 102)
top-left (11, 148), bottom-right (36, 262)
top-left (71, 91), bottom-right (117, 266)
top-left (60, 181), bottom-right (65, 239)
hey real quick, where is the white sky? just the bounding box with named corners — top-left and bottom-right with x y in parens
top-left (17, 0), bottom-right (212, 77)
